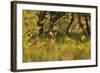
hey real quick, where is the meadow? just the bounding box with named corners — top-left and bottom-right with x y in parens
top-left (23, 33), bottom-right (91, 62)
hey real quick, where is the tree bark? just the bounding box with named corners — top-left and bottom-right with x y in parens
top-left (78, 14), bottom-right (86, 34)
top-left (66, 13), bottom-right (74, 33)
top-left (85, 16), bottom-right (90, 35)
top-left (45, 12), bottom-right (65, 35)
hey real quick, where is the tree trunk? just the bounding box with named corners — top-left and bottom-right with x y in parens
top-left (45, 12), bottom-right (65, 35)
top-left (78, 15), bottom-right (86, 34)
top-left (37, 11), bottom-right (47, 35)
top-left (66, 13), bottom-right (74, 33)
top-left (85, 16), bottom-right (90, 35)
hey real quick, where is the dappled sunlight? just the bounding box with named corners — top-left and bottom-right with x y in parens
top-left (23, 34), bottom-right (91, 62)
top-left (22, 10), bottom-right (91, 62)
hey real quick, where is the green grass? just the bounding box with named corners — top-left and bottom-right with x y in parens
top-left (23, 33), bottom-right (91, 62)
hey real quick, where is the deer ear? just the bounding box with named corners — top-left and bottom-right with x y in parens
top-left (50, 32), bottom-right (53, 35)
top-left (54, 32), bottom-right (57, 35)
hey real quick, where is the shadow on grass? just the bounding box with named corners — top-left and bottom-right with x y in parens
top-left (66, 32), bottom-right (90, 42)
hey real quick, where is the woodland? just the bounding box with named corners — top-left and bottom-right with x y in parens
top-left (23, 10), bottom-right (91, 62)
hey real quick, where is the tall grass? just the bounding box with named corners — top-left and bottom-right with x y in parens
top-left (23, 33), bottom-right (91, 62)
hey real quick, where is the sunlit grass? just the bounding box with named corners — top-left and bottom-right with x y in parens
top-left (23, 33), bottom-right (91, 62)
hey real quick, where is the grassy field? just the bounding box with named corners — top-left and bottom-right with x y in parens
top-left (23, 33), bottom-right (91, 62)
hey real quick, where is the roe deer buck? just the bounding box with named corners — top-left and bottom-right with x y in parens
top-left (47, 26), bottom-right (59, 41)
